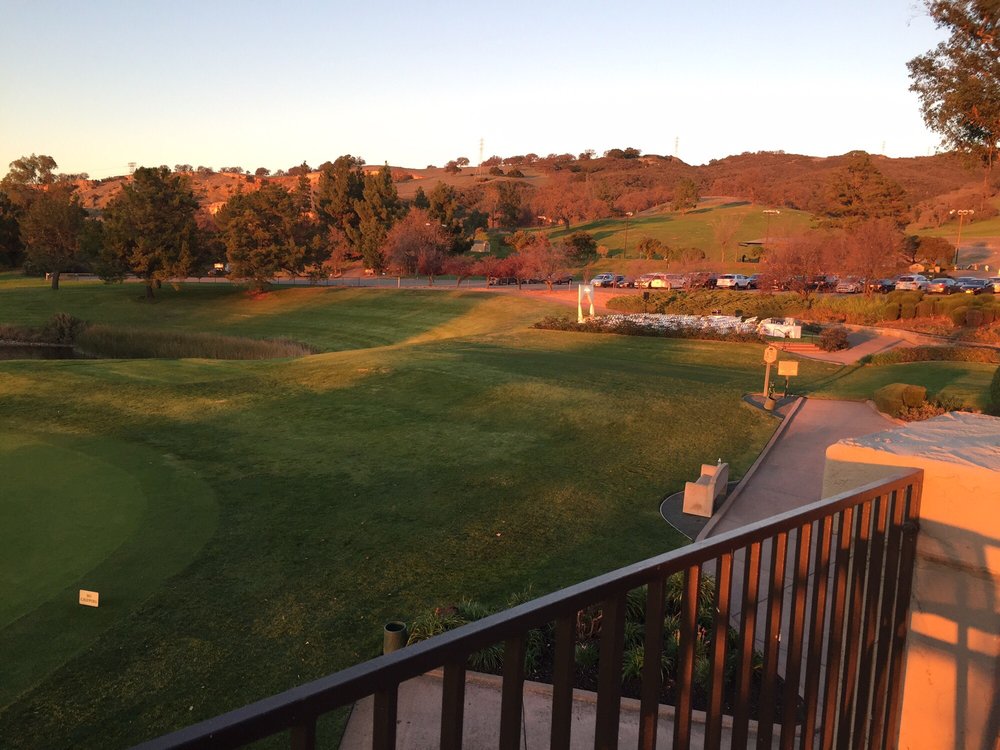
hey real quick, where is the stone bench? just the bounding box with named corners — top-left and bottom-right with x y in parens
top-left (682, 462), bottom-right (729, 518)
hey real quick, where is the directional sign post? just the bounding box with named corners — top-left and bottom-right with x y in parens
top-left (762, 345), bottom-right (779, 399)
top-left (778, 359), bottom-right (799, 397)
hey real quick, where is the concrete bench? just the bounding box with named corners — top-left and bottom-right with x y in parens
top-left (682, 462), bottom-right (729, 518)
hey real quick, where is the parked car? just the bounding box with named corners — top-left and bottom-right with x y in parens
top-left (808, 275), bottom-right (838, 291)
top-left (647, 274), bottom-right (671, 289)
top-left (663, 273), bottom-right (689, 289)
top-left (634, 273), bottom-right (658, 288)
top-left (867, 278), bottom-right (896, 294)
top-left (716, 273), bottom-right (752, 289)
top-left (988, 277), bottom-right (1000, 293)
top-left (591, 272), bottom-right (617, 287)
top-left (747, 274), bottom-right (761, 290)
top-left (487, 276), bottom-right (519, 286)
top-left (926, 277), bottom-right (958, 294)
top-left (895, 274), bottom-right (929, 291)
top-left (551, 274), bottom-right (574, 285)
top-left (615, 276), bottom-right (634, 288)
top-left (687, 271), bottom-right (718, 289)
top-left (957, 277), bottom-right (989, 294)
top-left (835, 278), bottom-right (863, 294)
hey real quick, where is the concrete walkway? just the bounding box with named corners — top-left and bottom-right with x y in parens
top-left (702, 398), bottom-right (894, 539)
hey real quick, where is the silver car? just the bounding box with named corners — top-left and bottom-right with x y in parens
top-left (895, 274), bottom-right (929, 291)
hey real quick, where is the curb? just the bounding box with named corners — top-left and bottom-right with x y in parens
top-left (695, 396), bottom-right (806, 542)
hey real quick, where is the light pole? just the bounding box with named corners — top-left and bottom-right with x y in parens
top-left (762, 209), bottom-right (781, 253)
top-left (950, 209), bottom-right (974, 268)
top-left (623, 211), bottom-right (633, 259)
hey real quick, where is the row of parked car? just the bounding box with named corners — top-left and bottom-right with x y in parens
top-left (592, 272), bottom-right (761, 290)
top-left (891, 274), bottom-right (1000, 295)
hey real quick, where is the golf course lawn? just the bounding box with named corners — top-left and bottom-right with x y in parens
top-left (0, 278), bottom-right (993, 748)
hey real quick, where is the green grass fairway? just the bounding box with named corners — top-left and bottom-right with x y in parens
top-left (0, 431), bottom-right (217, 711)
top-left (1, 281), bottom-right (990, 749)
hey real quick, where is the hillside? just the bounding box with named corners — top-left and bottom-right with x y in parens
top-left (71, 150), bottom-right (990, 232)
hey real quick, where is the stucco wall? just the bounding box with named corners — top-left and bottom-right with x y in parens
top-left (822, 412), bottom-right (1000, 750)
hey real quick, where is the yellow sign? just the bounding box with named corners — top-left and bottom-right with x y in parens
top-left (79, 590), bottom-right (100, 608)
top-left (763, 345), bottom-right (779, 364)
top-left (778, 360), bottom-right (799, 376)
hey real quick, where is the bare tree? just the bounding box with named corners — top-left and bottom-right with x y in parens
top-left (763, 231), bottom-right (833, 298)
top-left (838, 219), bottom-right (905, 295)
top-left (383, 208), bottom-right (449, 283)
top-left (516, 237), bottom-right (569, 291)
top-left (710, 212), bottom-right (745, 264)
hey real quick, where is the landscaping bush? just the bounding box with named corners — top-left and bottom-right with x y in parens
top-left (898, 395), bottom-right (971, 422)
top-left (990, 366), bottom-right (1000, 416)
top-left (966, 308), bottom-right (985, 327)
top-left (41, 313), bottom-right (88, 344)
top-left (403, 575), bottom-right (782, 716)
top-left (914, 300), bottom-right (934, 318)
top-left (819, 327), bottom-right (850, 351)
top-left (874, 383), bottom-right (927, 418)
top-left (950, 306), bottom-right (969, 326)
top-left (864, 346), bottom-right (1000, 366)
top-left (900, 304), bottom-right (916, 319)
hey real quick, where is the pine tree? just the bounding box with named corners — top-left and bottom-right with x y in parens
top-left (315, 155), bottom-right (365, 247)
top-left (103, 167), bottom-right (202, 298)
top-left (824, 152), bottom-right (908, 228)
top-left (354, 165), bottom-right (403, 273)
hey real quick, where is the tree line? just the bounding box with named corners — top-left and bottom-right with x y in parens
top-left (0, 153), bottom-right (600, 294)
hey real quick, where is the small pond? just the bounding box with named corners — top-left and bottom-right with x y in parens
top-left (0, 344), bottom-right (81, 360)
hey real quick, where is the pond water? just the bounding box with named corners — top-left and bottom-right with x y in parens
top-left (0, 344), bottom-right (81, 360)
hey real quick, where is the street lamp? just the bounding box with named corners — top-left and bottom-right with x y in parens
top-left (623, 211), bottom-right (633, 258)
top-left (950, 209), bottom-right (975, 268)
top-left (762, 209), bottom-right (781, 253)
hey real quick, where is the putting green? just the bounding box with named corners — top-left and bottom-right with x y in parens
top-left (0, 431), bottom-right (217, 709)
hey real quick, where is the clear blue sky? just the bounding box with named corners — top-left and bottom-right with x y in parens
top-left (0, 0), bottom-right (947, 178)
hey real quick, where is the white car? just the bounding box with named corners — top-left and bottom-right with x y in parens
top-left (591, 272), bottom-right (617, 287)
top-left (715, 274), bottom-right (751, 289)
top-left (895, 274), bottom-right (929, 291)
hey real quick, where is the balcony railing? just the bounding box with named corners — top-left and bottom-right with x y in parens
top-left (135, 470), bottom-right (922, 750)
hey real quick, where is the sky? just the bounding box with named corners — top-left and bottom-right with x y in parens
top-left (0, 1), bottom-right (949, 179)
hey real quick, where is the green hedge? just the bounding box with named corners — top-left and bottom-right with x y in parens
top-left (990, 366), bottom-right (1000, 416)
top-left (864, 346), bottom-right (1000, 366)
top-left (874, 383), bottom-right (927, 418)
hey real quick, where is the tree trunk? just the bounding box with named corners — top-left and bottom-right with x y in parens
top-left (50, 270), bottom-right (60, 290)
top-left (145, 281), bottom-right (155, 299)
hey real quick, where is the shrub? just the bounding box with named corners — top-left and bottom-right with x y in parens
top-left (865, 346), bottom-right (1000, 365)
top-left (874, 383), bottom-right (927, 418)
top-left (900, 304), bottom-right (916, 319)
top-left (950, 306), bottom-right (969, 326)
top-left (914, 300), bottom-right (934, 318)
top-left (819, 327), bottom-right (850, 351)
top-left (990, 366), bottom-right (1000, 416)
top-left (41, 313), bottom-right (88, 344)
top-left (899, 395), bottom-right (974, 422)
top-left (966, 308), bottom-right (985, 327)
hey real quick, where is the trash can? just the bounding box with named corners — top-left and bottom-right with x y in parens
top-left (383, 621), bottom-right (408, 654)
top-left (763, 396), bottom-right (777, 412)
